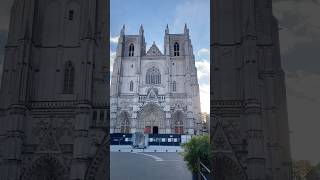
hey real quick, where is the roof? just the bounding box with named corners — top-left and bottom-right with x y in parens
top-left (146, 42), bottom-right (163, 56)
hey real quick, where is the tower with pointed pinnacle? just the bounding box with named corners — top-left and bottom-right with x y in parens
top-left (211, 0), bottom-right (292, 179)
top-left (0, 1), bottom-right (109, 179)
top-left (110, 24), bottom-right (201, 135)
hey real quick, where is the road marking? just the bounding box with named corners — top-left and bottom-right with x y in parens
top-left (131, 152), bottom-right (164, 161)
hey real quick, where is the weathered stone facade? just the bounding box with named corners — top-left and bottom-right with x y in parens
top-left (211, 0), bottom-right (292, 179)
top-left (0, 0), bottom-right (109, 180)
top-left (110, 25), bottom-right (201, 135)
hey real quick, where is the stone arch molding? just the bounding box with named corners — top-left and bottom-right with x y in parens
top-left (137, 103), bottom-right (165, 130)
top-left (212, 153), bottom-right (247, 180)
top-left (172, 101), bottom-right (186, 112)
top-left (172, 110), bottom-right (185, 134)
top-left (118, 111), bottom-right (131, 133)
top-left (85, 136), bottom-right (109, 180)
top-left (21, 155), bottom-right (69, 180)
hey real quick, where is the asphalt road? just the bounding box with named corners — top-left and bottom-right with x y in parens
top-left (110, 152), bottom-right (193, 180)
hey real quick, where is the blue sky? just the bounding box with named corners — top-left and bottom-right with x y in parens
top-left (110, 0), bottom-right (210, 113)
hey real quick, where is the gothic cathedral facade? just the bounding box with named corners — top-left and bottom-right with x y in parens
top-left (0, 0), bottom-right (109, 180)
top-left (110, 25), bottom-right (201, 135)
top-left (211, 0), bottom-right (292, 179)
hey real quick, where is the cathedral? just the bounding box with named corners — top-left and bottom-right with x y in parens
top-left (211, 0), bottom-right (293, 179)
top-left (0, 0), bottom-right (109, 180)
top-left (110, 25), bottom-right (201, 135)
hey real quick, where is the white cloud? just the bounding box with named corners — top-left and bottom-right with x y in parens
top-left (110, 36), bottom-right (119, 44)
top-left (171, 0), bottom-right (210, 114)
top-left (285, 70), bottom-right (320, 164)
top-left (279, 27), bottom-right (312, 55)
top-left (195, 60), bottom-right (210, 113)
top-left (110, 51), bottom-right (116, 73)
top-left (197, 48), bottom-right (210, 58)
top-left (195, 61), bottom-right (210, 80)
top-left (273, 1), bottom-right (320, 55)
top-left (199, 84), bottom-right (210, 114)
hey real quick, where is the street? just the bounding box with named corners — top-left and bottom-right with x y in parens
top-left (110, 152), bottom-right (193, 180)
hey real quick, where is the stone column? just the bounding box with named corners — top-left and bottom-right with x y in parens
top-left (1, 104), bottom-right (27, 180)
top-left (164, 104), bottom-right (171, 134)
top-left (110, 111), bottom-right (117, 134)
top-left (70, 103), bottom-right (91, 180)
top-left (165, 116), bottom-right (171, 134)
top-left (186, 111), bottom-right (194, 135)
top-left (131, 117), bottom-right (137, 133)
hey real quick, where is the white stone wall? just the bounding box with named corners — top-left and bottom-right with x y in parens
top-left (110, 25), bottom-right (201, 135)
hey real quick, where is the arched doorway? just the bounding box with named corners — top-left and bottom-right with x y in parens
top-left (85, 136), bottom-right (109, 180)
top-left (212, 153), bottom-right (247, 180)
top-left (138, 103), bottom-right (165, 134)
top-left (119, 111), bottom-right (130, 133)
top-left (173, 111), bottom-right (184, 134)
top-left (21, 155), bottom-right (68, 180)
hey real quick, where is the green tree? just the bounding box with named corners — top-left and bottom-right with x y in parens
top-left (292, 160), bottom-right (313, 180)
top-left (305, 162), bottom-right (320, 180)
top-left (180, 135), bottom-right (212, 173)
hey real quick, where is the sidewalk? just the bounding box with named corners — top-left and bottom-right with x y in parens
top-left (110, 145), bottom-right (183, 153)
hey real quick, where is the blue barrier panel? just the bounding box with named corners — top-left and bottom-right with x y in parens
top-left (110, 133), bottom-right (184, 146)
top-left (110, 133), bottom-right (133, 145)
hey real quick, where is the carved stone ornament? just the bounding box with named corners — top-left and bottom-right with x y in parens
top-left (146, 42), bottom-right (163, 56)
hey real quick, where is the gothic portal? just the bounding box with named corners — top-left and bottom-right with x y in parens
top-left (0, 0), bottom-right (109, 180)
top-left (110, 25), bottom-right (201, 135)
top-left (211, 0), bottom-right (293, 179)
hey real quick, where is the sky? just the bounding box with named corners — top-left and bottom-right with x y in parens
top-left (273, 0), bottom-right (320, 164)
top-left (110, 0), bottom-right (211, 114)
top-left (0, 0), bottom-right (319, 165)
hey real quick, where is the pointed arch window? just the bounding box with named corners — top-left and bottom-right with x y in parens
top-left (92, 110), bottom-right (97, 127)
top-left (63, 61), bottom-right (75, 94)
top-left (68, 10), bottom-right (74, 20)
top-left (172, 81), bottom-right (177, 92)
top-left (146, 67), bottom-right (161, 85)
top-left (174, 111), bottom-right (184, 134)
top-left (174, 42), bottom-right (180, 56)
top-left (129, 81), bottom-right (134, 91)
top-left (129, 43), bottom-right (134, 56)
top-left (120, 112), bottom-right (130, 134)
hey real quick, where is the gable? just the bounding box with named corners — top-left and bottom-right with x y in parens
top-left (146, 42), bottom-right (163, 56)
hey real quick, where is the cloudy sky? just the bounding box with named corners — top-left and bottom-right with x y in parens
top-left (272, 0), bottom-right (320, 164)
top-left (110, 0), bottom-right (210, 114)
top-left (0, 0), bottom-right (319, 164)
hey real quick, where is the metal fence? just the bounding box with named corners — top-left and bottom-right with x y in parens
top-left (197, 159), bottom-right (211, 180)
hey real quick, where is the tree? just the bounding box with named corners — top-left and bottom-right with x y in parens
top-left (306, 162), bottom-right (320, 180)
top-left (292, 160), bottom-right (313, 180)
top-left (180, 135), bottom-right (212, 173)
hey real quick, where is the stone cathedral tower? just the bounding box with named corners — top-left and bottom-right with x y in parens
top-left (110, 25), bottom-right (201, 135)
top-left (0, 0), bottom-right (109, 180)
top-left (211, 0), bottom-right (292, 179)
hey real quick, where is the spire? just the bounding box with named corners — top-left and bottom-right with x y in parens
top-left (184, 23), bottom-right (189, 36)
top-left (120, 24), bottom-right (125, 36)
top-left (244, 0), bottom-right (256, 37)
top-left (165, 24), bottom-right (169, 34)
top-left (139, 24), bottom-right (144, 35)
